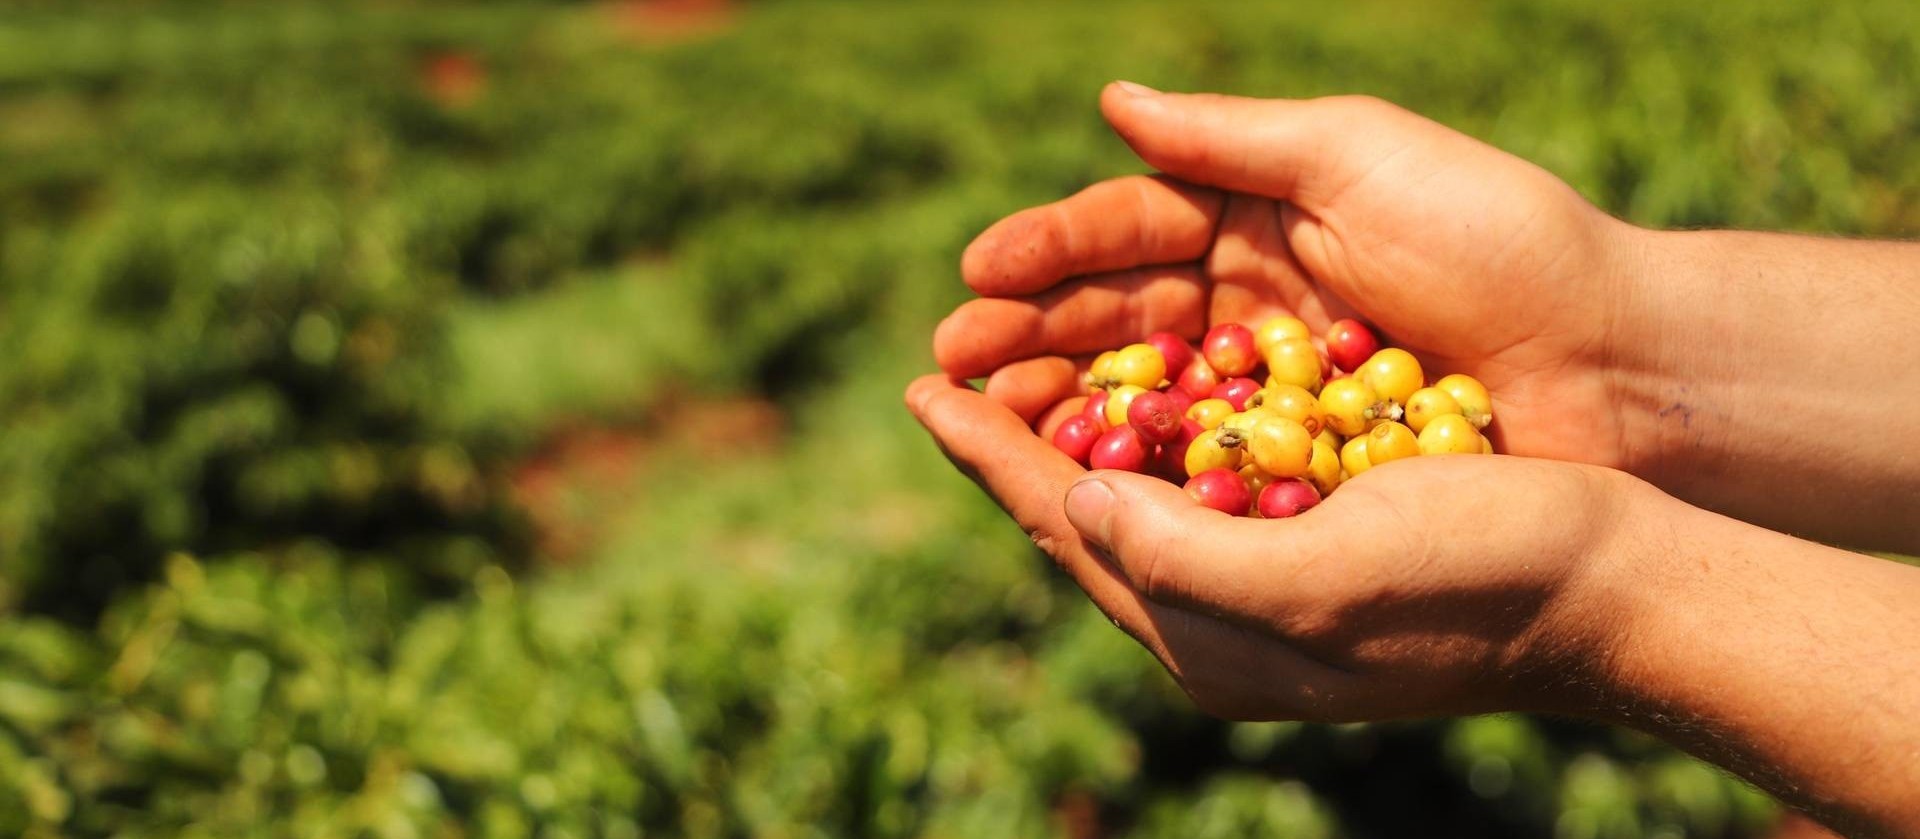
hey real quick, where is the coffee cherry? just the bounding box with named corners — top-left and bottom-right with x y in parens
top-left (1104, 384), bottom-right (1148, 427)
top-left (1186, 397), bottom-right (1236, 430)
top-left (1358, 348), bottom-right (1423, 405)
top-left (1248, 384), bottom-right (1324, 436)
top-left (1305, 439), bottom-right (1343, 497)
top-left (1262, 337), bottom-right (1324, 393)
top-left (1310, 336), bottom-right (1334, 379)
top-left (1366, 420), bottom-right (1420, 465)
top-left (1435, 373), bottom-right (1495, 429)
top-left (1110, 344), bottom-right (1167, 390)
top-left (1254, 316), bottom-right (1312, 356)
top-left (1219, 408), bottom-right (1269, 437)
top-left (1239, 463), bottom-right (1277, 498)
top-left (1089, 426), bottom-right (1151, 472)
top-left (1042, 317), bottom-right (1503, 501)
top-left (1146, 332), bottom-right (1195, 381)
top-left (1246, 415), bottom-right (1314, 478)
top-left (1403, 387), bottom-right (1463, 433)
top-left (1417, 413), bottom-right (1486, 455)
top-left (1176, 357), bottom-right (1224, 400)
top-left (1315, 428), bottom-right (1342, 451)
top-left (1052, 415), bottom-right (1104, 466)
top-left (1256, 478), bottom-right (1321, 519)
top-left (1319, 378), bottom-right (1386, 437)
top-left (1088, 350), bottom-right (1119, 390)
top-left (1211, 377), bottom-right (1262, 411)
top-left (1152, 418), bottom-right (1205, 481)
top-left (1185, 427), bottom-right (1247, 477)
top-left (1186, 468), bottom-right (1253, 516)
top-left (1083, 389), bottom-right (1112, 428)
top-left (1126, 390), bottom-right (1183, 445)
top-left (1325, 318), bottom-right (1380, 373)
top-left (1340, 435), bottom-right (1372, 477)
top-left (1202, 323), bottom-right (1260, 378)
top-left (1163, 386), bottom-right (1196, 418)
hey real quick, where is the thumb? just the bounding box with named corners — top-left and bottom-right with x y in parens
top-left (1065, 469), bottom-right (1274, 610)
top-left (1099, 82), bottom-right (1393, 208)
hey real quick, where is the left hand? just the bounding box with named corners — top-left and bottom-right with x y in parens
top-left (906, 374), bottom-right (1657, 721)
top-left (935, 86), bottom-right (1654, 470)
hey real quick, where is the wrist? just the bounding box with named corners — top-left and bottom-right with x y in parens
top-left (1567, 494), bottom-right (1920, 835)
top-left (1507, 465), bottom-right (1682, 717)
top-left (1590, 222), bottom-right (1728, 489)
top-left (1591, 223), bottom-right (1920, 551)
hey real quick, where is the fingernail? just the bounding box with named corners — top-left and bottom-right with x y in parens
top-left (1113, 80), bottom-right (1160, 97)
top-left (905, 377), bottom-right (942, 416)
top-left (1065, 478), bottom-right (1115, 547)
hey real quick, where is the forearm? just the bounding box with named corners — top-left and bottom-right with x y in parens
top-left (1586, 493), bottom-right (1920, 837)
top-left (1606, 227), bottom-right (1920, 553)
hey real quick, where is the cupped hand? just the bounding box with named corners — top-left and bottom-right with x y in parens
top-left (906, 374), bottom-right (1651, 721)
top-left (937, 84), bottom-right (1649, 467)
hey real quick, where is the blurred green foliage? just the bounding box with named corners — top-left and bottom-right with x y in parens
top-left (2, 0), bottom-right (1916, 835)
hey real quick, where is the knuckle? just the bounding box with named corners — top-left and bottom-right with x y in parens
top-left (1028, 526), bottom-right (1068, 561)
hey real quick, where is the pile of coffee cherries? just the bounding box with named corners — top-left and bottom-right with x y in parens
top-left (1050, 318), bottom-right (1496, 518)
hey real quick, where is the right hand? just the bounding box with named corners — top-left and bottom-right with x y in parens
top-left (907, 374), bottom-right (1653, 723)
top-left (936, 84), bottom-right (1655, 469)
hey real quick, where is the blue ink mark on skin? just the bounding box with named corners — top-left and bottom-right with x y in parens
top-left (1657, 403), bottom-right (1694, 428)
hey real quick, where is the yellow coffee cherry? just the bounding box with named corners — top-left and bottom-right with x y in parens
top-left (1109, 343), bottom-right (1168, 390)
top-left (1319, 378), bottom-right (1384, 437)
top-left (1481, 434), bottom-right (1495, 455)
top-left (1246, 415), bottom-right (1314, 478)
top-left (1435, 373), bottom-right (1494, 429)
top-left (1239, 463), bottom-right (1277, 498)
top-left (1340, 434), bottom-right (1372, 477)
top-left (1088, 350), bottom-right (1118, 390)
top-left (1248, 383), bottom-right (1324, 436)
top-left (1220, 408), bottom-right (1272, 436)
top-left (1263, 337), bottom-right (1324, 393)
top-left (1358, 348), bottom-right (1423, 405)
top-left (1104, 384), bottom-right (1147, 427)
top-left (1241, 463), bottom-right (1275, 519)
top-left (1186, 397), bottom-right (1237, 430)
top-left (1315, 428), bottom-right (1342, 451)
top-left (1417, 413), bottom-right (1486, 455)
top-left (1365, 420), bottom-right (1420, 465)
top-left (1254, 316), bottom-right (1312, 356)
top-left (1186, 427), bottom-right (1247, 477)
top-left (1306, 439), bottom-right (1343, 497)
top-left (1403, 387), bottom-right (1463, 433)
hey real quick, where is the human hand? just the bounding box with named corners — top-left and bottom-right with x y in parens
top-left (906, 374), bottom-right (1649, 721)
top-left (937, 84), bottom-right (1649, 468)
top-left (912, 86), bottom-right (1920, 830)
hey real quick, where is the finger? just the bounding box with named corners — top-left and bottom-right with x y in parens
top-left (1206, 194), bottom-right (1299, 326)
top-left (1101, 83), bottom-right (1403, 209)
top-left (906, 375), bottom-right (1370, 722)
top-left (984, 356), bottom-right (1083, 426)
top-left (934, 265), bottom-right (1208, 379)
top-left (1207, 194), bottom-right (1360, 331)
top-left (1062, 469), bottom-right (1343, 624)
top-left (904, 375), bottom-right (1172, 656)
top-left (960, 174), bottom-right (1223, 297)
